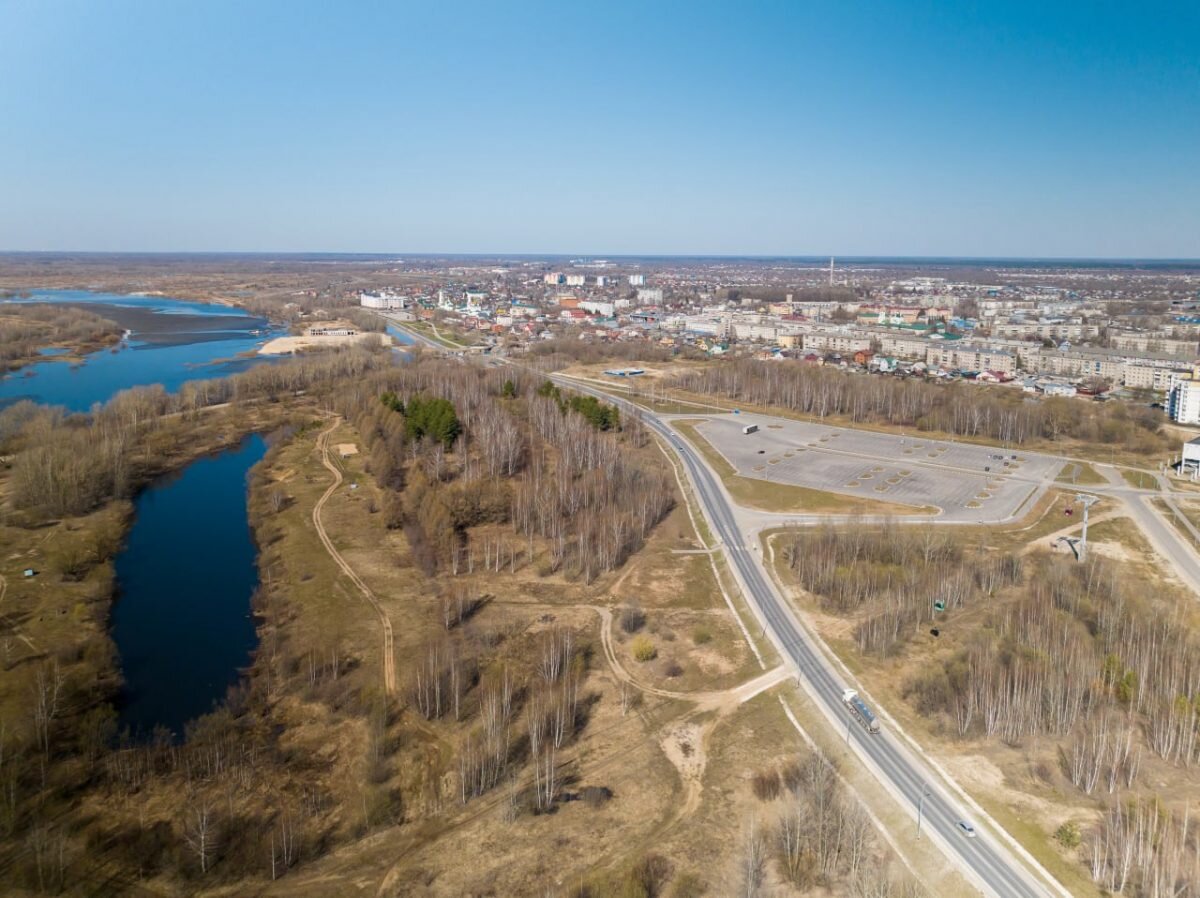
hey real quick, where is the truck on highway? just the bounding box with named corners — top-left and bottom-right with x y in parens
top-left (742, 423), bottom-right (759, 434)
top-left (843, 689), bottom-right (881, 734)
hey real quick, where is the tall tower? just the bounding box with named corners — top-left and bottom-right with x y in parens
top-left (829, 257), bottom-right (834, 287)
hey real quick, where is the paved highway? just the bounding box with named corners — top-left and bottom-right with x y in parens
top-left (556, 376), bottom-right (1061, 898)
top-left (399, 330), bottom-right (1112, 896)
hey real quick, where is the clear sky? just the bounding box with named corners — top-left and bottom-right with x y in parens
top-left (2, 0), bottom-right (1197, 257)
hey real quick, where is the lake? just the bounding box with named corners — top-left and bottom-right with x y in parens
top-left (0, 289), bottom-right (280, 412)
top-left (112, 434), bottom-right (267, 739)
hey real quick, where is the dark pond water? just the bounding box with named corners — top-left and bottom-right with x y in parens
top-left (112, 434), bottom-right (267, 739)
top-left (0, 289), bottom-right (280, 412)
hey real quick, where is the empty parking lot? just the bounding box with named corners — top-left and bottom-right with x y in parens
top-left (682, 414), bottom-right (1063, 522)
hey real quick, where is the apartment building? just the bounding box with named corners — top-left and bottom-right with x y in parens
top-left (733, 321), bottom-right (780, 342)
top-left (1124, 364), bottom-right (1192, 392)
top-left (925, 343), bottom-right (1016, 375)
top-left (992, 321), bottom-right (1103, 341)
top-left (802, 332), bottom-right (872, 354)
top-left (1110, 333), bottom-right (1198, 357)
top-left (1036, 348), bottom-right (1125, 381)
top-left (872, 331), bottom-right (931, 359)
top-left (1169, 377), bottom-right (1200, 425)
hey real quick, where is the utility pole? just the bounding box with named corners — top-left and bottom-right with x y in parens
top-left (917, 785), bottom-right (931, 839)
top-left (1074, 493), bottom-right (1099, 561)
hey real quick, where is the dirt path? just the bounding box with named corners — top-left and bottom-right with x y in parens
top-left (594, 606), bottom-right (788, 710)
top-left (313, 419), bottom-right (396, 695)
top-left (1022, 509), bottom-right (1120, 556)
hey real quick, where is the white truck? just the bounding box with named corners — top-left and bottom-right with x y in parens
top-left (843, 689), bottom-right (881, 734)
top-left (742, 423), bottom-right (759, 435)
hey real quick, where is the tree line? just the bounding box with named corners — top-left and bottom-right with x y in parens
top-left (0, 344), bottom-right (393, 519)
top-left (0, 302), bottom-right (123, 369)
top-left (672, 358), bottom-right (1170, 453)
top-left (785, 522), bottom-right (1200, 893)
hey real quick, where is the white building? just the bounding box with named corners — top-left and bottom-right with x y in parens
top-left (580, 300), bottom-right (615, 317)
top-left (565, 274), bottom-right (586, 287)
top-left (637, 287), bottom-right (664, 305)
top-left (1169, 377), bottom-right (1200, 425)
top-left (1181, 437), bottom-right (1200, 476)
top-left (359, 291), bottom-right (409, 310)
top-left (628, 274), bottom-right (646, 286)
top-left (544, 272), bottom-right (565, 285)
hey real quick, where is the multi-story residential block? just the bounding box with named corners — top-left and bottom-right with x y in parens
top-left (802, 332), bottom-right (872, 354)
top-left (580, 300), bottom-right (615, 317)
top-left (359, 291), bottom-right (410, 310)
top-left (1169, 377), bottom-right (1200, 425)
top-left (1036, 348), bottom-right (1125, 381)
top-left (1123, 364), bottom-right (1192, 392)
top-left (925, 343), bottom-right (1016, 375)
top-left (992, 321), bottom-right (1103, 341)
top-left (872, 331), bottom-right (931, 359)
top-left (1110, 333), bottom-right (1198, 357)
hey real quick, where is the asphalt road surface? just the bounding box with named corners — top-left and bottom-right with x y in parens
top-left (696, 413), bottom-right (1061, 523)
top-left (558, 376), bottom-right (1059, 898)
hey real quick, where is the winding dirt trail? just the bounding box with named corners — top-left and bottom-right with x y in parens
top-left (313, 419), bottom-right (396, 695)
top-left (594, 605), bottom-right (788, 709)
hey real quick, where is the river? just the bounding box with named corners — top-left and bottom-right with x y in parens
top-left (5, 289), bottom-right (401, 738)
top-left (112, 434), bottom-right (268, 739)
top-left (0, 289), bottom-right (280, 412)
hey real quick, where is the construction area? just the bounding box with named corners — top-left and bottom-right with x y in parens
top-left (688, 413), bottom-right (1064, 522)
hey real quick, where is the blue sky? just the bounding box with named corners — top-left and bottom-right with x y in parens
top-left (1, 0), bottom-right (1197, 257)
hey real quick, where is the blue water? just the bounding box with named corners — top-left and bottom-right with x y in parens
top-left (0, 289), bottom-right (279, 412)
top-left (386, 322), bottom-right (417, 348)
top-left (113, 434), bottom-right (267, 739)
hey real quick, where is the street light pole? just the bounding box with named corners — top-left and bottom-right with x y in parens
top-left (917, 786), bottom-right (931, 840)
top-left (1074, 493), bottom-right (1099, 561)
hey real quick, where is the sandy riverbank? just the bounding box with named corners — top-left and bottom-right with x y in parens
top-left (258, 331), bottom-right (393, 355)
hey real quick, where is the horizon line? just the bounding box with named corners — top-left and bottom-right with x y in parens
top-left (2, 249), bottom-right (1199, 265)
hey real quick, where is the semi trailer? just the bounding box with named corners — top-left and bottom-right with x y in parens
top-left (842, 689), bottom-right (881, 734)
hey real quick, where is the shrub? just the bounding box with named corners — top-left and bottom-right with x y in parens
top-left (631, 635), bottom-right (657, 662)
top-left (1054, 820), bottom-right (1081, 849)
top-left (663, 661), bottom-right (683, 678)
top-left (691, 625), bottom-right (713, 645)
top-left (620, 602), bottom-right (646, 634)
top-left (629, 854), bottom-right (673, 897)
top-left (751, 767), bottom-right (782, 801)
top-left (780, 759), bottom-right (803, 792)
top-left (581, 786), bottom-right (613, 809)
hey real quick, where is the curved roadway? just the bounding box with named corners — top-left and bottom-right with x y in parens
top-left (558, 376), bottom-right (1060, 898)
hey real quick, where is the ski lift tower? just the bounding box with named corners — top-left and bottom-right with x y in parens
top-left (1074, 493), bottom-right (1099, 561)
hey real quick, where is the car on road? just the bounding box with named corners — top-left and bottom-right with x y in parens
top-left (957, 820), bottom-right (977, 838)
